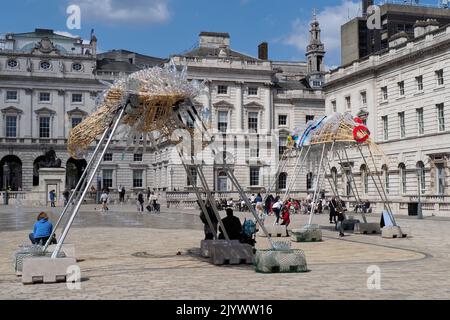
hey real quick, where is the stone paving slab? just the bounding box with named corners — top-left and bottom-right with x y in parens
top-left (0, 206), bottom-right (449, 300)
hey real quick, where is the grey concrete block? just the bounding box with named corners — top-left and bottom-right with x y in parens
top-left (291, 228), bottom-right (322, 242)
top-left (354, 223), bottom-right (381, 235)
top-left (209, 242), bottom-right (254, 265)
top-left (255, 249), bottom-right (307, 273)
top-left (257, 225), bottom-right (288, 238)
top-left (382, 226), bottom-right (408, 238)
top-left (22, 257), bottom-right (77, 284)
top-left (200, 240), bottom-right (239, 258)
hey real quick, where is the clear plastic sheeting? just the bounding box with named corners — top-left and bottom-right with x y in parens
top-left (68, 62), bottom-right (205, 159)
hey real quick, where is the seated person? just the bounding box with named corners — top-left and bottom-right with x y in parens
top-left (362, 200), bottom-right (371, 213)
top-left (29, 212), bottom-right (54, 245)
top-left (218, 208), bottom-right (242, 240)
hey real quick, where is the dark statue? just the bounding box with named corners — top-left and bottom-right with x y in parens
top-left (42, 149), bottom-right (62, 168)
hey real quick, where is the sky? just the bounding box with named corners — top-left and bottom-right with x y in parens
top-left (0, 0), bottom-right (444, 68)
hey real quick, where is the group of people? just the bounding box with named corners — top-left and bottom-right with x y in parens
top-left (200, 201), bottom-right (257, 247)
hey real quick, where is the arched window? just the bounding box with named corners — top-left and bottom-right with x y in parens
top-left (416, 161), bottom-right (426, 194)
top-left (382, 165), bottom-right (390, 194)
top-left (0, 155), bottom-right (22, 191)
top-left (360, 164), bottom-right (368, 195)
top-left (399, 163), bottom-right (407, 194)
top-left (278, 172), bottom-right (287, 190)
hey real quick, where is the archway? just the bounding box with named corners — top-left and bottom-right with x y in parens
top-left (66, 158), bottom-right (87, 190)
top-left (0, 155), bottom-right (22, 191)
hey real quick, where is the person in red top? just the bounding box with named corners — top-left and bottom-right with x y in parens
top-left (280, 207), bottom-right (290, 236)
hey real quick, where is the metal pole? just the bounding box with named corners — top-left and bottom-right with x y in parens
top-left (282, 146), bottom-right (311, 203)
top-left (308, 143), bottom-right (327, 226)
top-left (417, 169), bottom-right (423, 219)
top-left (43, 127), bottom-right (110, 253)
top-left (51, 105), bottom-right (127, 259)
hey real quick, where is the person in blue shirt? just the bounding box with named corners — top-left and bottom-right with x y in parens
top-left (29, 212), bottom-right (53, 245)
top-left (49, 190), bottom-right (56, 207)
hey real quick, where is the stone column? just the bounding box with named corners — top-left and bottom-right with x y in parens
top-left (264, 84), bottom-right (272, 134)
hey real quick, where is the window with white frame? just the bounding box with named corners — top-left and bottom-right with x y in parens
top-left (278, 115), bottom-right (287, 126)
top-left (345, 96), bottom-right (351, 110)
top-left (382, 115), bottom-right (389, 141)
top-left (381, 86), bottom-right (388, 101)
top-left (417, 108), bottom-right (424, 135)
top-left (398, 112), bottom-right (406, 138)
top-left (134, 154), bottom-right (143, 162)
top-left (436, 164), bottom-right (445, 195)
top-left (218, 111), bottom-right (228, 133)
top-left (416, 76), bottom-right (423, 92)
top-left (6, 91), bottom-right (18, 101)
top-left (103, 153), bottom-right (113, 161)
top-left (331, 100), bottom-right (337, 113)
top-left (306, 115), bottom-right (315, 123)
top-left (399, 163), bottom-right (407, 194)
top-left (279, 136), bottom-right (287, 159)
top-left (437, 103), bottom-right (445, 132)
top-left (71, 117), bottom-right (82, 129)
top-left (133, 170), bottom-right (143, 188)
top-left (278, 172), bottom-right (287, 190)
top-left (248, 87), bottom-right (258, 96)
top-left (417, 162), bottom-right (426, 194)
top-left (398, 81), bottom-right (405, 96)
top-left (103, 169), bottom-right (113, 189)
top-left (250, 167), bottom-right (260, 186)
top-left (436, 69), bottom-right (444, 86)
top-left (5, 115), bottom-right (17, 138)
top-left (248, 112), bottom-right (258, 133)
top-left (39, 92), bottom-right (51, 102)
top-left (187, 166), bottom-right (197, 186)
top-left (217, 85), bottom-right (228, 95)
top-left (71, 93), bottom-right (83, 103)
top-left (39, 116), bottom-right (50, 138)
top-left (360, 91), bottom-right (367, 105)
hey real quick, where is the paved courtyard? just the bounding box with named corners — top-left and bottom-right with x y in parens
top-left (0, 204), bottom-right (450, 300)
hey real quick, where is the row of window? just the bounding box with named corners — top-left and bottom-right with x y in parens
top-left (380, 70), bottom-right (444, 102)
top-left (4, 115), bottom-right (83, 138)
top-left (187, 167), bottom-right (261, 188)
top-left (102, 169), bottom-right (144, 189)
top-left (217, 85), bottom-right (259, 96)
top-left (3, 90), bottom-right (84, 103)
top-left (6, 59), bottom-right (84, 72)
top-left (103, 153), bottom-right (143, 162)
top-left (330, 69), bottom-right (445, 112)
top-left (381, 103), bottom-right (445, 140)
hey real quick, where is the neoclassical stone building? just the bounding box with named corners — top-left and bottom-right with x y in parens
top-left (0, 19), bottom-right (326, 204)
top-left (324, 21), bottom-right (450, 217)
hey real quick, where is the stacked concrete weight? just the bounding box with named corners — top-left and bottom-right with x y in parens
top-left (255, 249), bottom-right (307, 273)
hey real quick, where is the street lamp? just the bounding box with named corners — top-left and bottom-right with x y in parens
top-left (417, 167), bottom-right (424, 220)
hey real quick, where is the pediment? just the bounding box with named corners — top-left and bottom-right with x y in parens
top-left (35, 107), bottom-right (56, 115)
top-left (67, 107), bottom-right (88, 116)
top-left (213, 100), bottom-right (234, 108)
top-left (244, 102), bottom-right (264, 109)
top-left (1, 106), bottom-right (23, 114)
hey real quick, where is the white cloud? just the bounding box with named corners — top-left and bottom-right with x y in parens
top-left (73, 0), bottom-right (170, 25)
top-left (283, 0), bottom-right (361, 66)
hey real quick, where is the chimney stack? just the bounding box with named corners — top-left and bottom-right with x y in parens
top-left (258, 42), bottom-right (268, 60)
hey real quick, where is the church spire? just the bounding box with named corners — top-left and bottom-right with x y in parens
top-left (306, 10), bottom-right (326, 88)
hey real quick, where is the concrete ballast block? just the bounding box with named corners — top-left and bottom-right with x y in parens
top-left (209, 242), bottom-right (254, 265)
top-left (200, 240), bottom-right (240, 258)
top-left (258, 225), bottom-right (288, 238)
top-left (291, 227), bottom-right (322, 242)
top-left (354, 223), bottom-right (381, 235)
top-left (382, 226), bottom-right (408, 238)
top-left (22, 257), bottom-right (77, 284)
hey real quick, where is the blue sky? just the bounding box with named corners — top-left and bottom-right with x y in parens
top-left (0, 0), bottom-right (443, 67)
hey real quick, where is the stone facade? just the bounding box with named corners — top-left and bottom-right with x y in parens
top-left (324, 24), bottom-right (450, 217)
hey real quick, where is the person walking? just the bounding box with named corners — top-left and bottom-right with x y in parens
top-left (272, 197), bottom-right (283, 225)
top-left (63, 189), bottom-right (70, 207)
top-left (100, 190), bottom-right (109, 213)
top-left (329, 196), bottom-right (337, 224)
top-left (137, 192), bottom-right (145, 212)
top-left (49, 190), bottom-right (56, 207)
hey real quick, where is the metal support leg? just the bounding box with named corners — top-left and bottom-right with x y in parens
top-left (43, 128), bottom-right (111, 253)
top-left (282, 146), bottom-right (311, 203)
top-left (308, 144), bottom-right (327, 226)
top-left (51, 105), bottom-right (127, 259)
